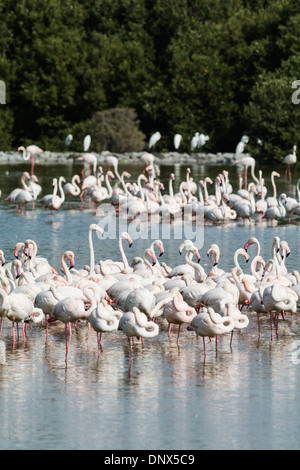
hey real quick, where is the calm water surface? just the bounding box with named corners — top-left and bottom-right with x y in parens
top-left (0, 159), bottom-right (299, 450)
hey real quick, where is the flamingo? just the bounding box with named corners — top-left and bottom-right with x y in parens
top-left (18, 144), bottom-right (43, 175)
top-left (63, 174), bottom-right (81, 207)
top-left (119, 306), bottom-right (159, 363)
top-left (279, 193), bottom-right (299, 223)
top-left (234, 183), bottom-right (256, 223)
top-left (235, 154), bottom-right (259, 189)
top-left (219, 302), bottom-right (249, 348)
top-left (163, 291), bottom-right (197, 346)
top-left (89, 298), bottom-right (123, 355)
top-left (264, 198), bottom-right (286, 226)
top-left (4, 171), bottom-right (31, 204)
top-left (130, 248), bottom-right (158, 280)
top-left (0, 288), bottom-right (36, 342)
top-left (89, 170), bottom-right (115, 207)
top-left (167, 244), bottom-right (205, 282)
top-left (99, 231), bottom-right (133, 276)
top-left (13, 178), bottom-right (39, 215)
top-left (78, 152), bottom-right (97, 177)
top-left (206, 244), bottom-right (225, 278)
top-left (52, 283), bottom-right (99, 356)
top-left (262, 280), bottom-right (298, 340)
top-left (266, 171), bottom-right (280, 207)
top-left (38, 176), bottom-right (66, 220)
top-left (283, 145), bottom-right (296, 182)
top-left (187, 306), bottom-right (235, 358)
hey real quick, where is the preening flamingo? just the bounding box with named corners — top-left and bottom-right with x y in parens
top-left (119, 306), bottom-right (159, 363)
top-left (187, 306), bottom-right (235, 358)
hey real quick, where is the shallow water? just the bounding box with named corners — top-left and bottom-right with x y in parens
top-left (0, 160), bottom-right (300, 450)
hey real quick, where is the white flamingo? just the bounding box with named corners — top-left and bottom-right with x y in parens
top-left (187, 306), bottom-right (235, 357)
top-left (283, 145), bottom-right (296, 182)
top-left (119, 306), bottom-right (159, 363)
top-left (89, 298), bottom-right (123, 355)
top-left (63, 174), bottom-right (81, 207)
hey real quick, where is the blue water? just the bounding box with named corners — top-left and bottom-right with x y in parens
top-left (0, 160), bottom-right (299, 450)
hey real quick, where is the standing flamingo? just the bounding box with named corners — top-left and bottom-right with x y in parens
top-left (38, 176), bottom-right (66, 220)
top-left (18, 145), bottom-right (43, 175)
top-left (187, 306), bottom-right (235, 358)
top-left (52, 283), bottom-right (99, 356)
top-left (283, 145), bottom-right (296, 182)
top-left (119, 307), bottom-right (159, 363)
top-left (63, 175), bottom-right (81, 208)
top-left (235, 154), bottom-right (259, 189)
top-left (89, 298), bottom-right (123, 356)
top-left (163, 291), bottom-right (197, 346)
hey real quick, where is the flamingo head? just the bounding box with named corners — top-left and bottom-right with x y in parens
top-left (65, 251), bottom-right (75, 269)
top-left (121, 231), bottom-right (133, 248)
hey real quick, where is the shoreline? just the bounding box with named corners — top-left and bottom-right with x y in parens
top-left (0, 150), bottom-right (246, 167)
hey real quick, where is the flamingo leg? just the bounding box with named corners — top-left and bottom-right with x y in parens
top-left (244, 167), bottom-right (248, 189)
top-left (203, 337), bottom-right (206, 359)
top-left (230, 330), bottom-right (234, 349)
top-left (12, 322), bottom-right (15, 343)
top-left (257, 313), bottom-right (261, 337)
top-left (177, 324), bottom-right (181, 346)
top-left (0, 318), bottom-right (3, 337)
top-left (128, 337), bottom-right (133, 364)
top-left (168, 323), bottom-right (171, 339)
top-left (97, 332), bottom-right (102, 356)
top-left (65, 323), bottom-right (69, 355)
top-left (270, 312), bottom-right (273, 341)
top-left (275, 313), bottom-right (279, 337)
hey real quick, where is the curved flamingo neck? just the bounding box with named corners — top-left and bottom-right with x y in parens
top-left (71, 175), bottom-right (81, 195)
top-left (119, 235), bottom-right (130, 272)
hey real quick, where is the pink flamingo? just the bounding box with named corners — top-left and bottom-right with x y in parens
top-left (18, 145), bottom-right (43, 175)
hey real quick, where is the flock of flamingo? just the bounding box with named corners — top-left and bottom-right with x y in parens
top-left (0, 143), bottom-right (298, 362)
top-left (0, 225), bottom-right (299, 361)
top-left (3, 147), bottom-right (300, 228)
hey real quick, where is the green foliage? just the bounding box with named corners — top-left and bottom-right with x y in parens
top-left (0, 0), bottom-right (299, 161)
